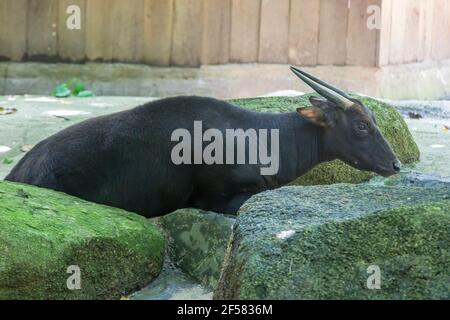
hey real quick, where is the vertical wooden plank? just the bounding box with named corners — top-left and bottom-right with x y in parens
top-left (445, 0), bottom-right (450, 60)
top-left (230, 0), bottom-right (261, 63)
top-left (416, 0), bottom-right (426, 62)
top-left (318, 0), bottom-right (349, 65)
top-left (443, 0), bottom-right (450, 60)
top-left (417, 0), bottom-right (434, 61)
top-left (388, 0), bottom-right (406, 64)
top-left (171, 0), bottom-right (204, 66)
top-left (0, 1), bottom-right (7, 59)
top-left (377, 0), bottom-right (392, 66)
top-left (430, 0), bottom-right (442, 61)
top-left (87, 0), bottom-right (143, 62)
top-left (27, 0), bottom-right (59, 59)
top-left (431, 0), bottom-right (450, 61)
top-left (0, 0), bottom-right (27, 61)
top-left (288, 0), bottom-right (320, 66)
top-left (201, 0), bottom-right (231, 65)
top-left (58, 0), bottom-right (86, 61)
top-left (111, 0), bottom-right (145, 62)
top-left (143, 0), bottom-right (174, 66)
top-left (258, 0), bottom-right (289, 63)
top-left (85, 0), bottom-right (113, 61)
top-left (402, 0), bottom-right (421, 63)
top-left (346, 0), bottom-right (379, 66)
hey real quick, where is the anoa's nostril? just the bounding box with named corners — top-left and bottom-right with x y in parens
top-left (393, 161), bottom-right (401, 172)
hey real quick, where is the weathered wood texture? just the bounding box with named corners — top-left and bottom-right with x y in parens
top-left (85, 0), bottom-right (112, 61)
top-left (377, 0), bottom-right (392, 66)
top-left (143, 0), bottom-right (174, 66)
top-left (229, 0), bottom-right (261, 62)
top-left (201, 0), bottom-right (231, 64)
top-left (258, 0), bottom-right (289, 63)
top-left (170, 0), bottom-right (204, 66)
top-left (27, 0), bottom-right (59, 59)
top-left (318, 0), bottom-right (349, 65)
top-left (431, 0), bottom-right (450, 61)
top-left (0, 0), bottom-right (449, 66)
top-left (58, 0), bottom-right (86, 61)
top-left (0, 0), bottom-right (27, 61)
top-left (379, 0), bottom-right (450, 66)
top-left (288, 0), bottom-right (320, 66)
top-left (346, 0), bottom-right (380, 66)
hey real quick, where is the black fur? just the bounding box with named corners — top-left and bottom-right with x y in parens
top-left (6, 96), bottom-right (325, 217)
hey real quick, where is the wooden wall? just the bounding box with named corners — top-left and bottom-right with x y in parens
top-left (378, 0), bottom-right (450, 66)
top-left (0, 0), bottom-right (450, 67)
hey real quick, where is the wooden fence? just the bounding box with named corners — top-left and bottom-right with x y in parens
top-left (0, 0), bottom-right (450, 67)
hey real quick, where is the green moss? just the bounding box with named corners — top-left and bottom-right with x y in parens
top-left (215, 184), bottom-right (450, 300)
top-left (230, 94), bottom-right (420, 185)
top-left (155, 209), bottom-right (234, 289)
top-left (0, 181), bottom-right (165, 300)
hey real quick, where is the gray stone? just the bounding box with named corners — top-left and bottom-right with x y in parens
top-left (156, 208), bottom-right (235, 289)
top-left (215, 184), bottom-right (450, 300)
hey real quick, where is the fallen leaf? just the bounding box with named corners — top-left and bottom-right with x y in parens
top-left (2, 157), bottom-right (13, 165)
top-left (0, 107), bottom-right (18, 115)
top-left (21, 145), bottom-right (34, 153)
top-left (408, 112), bottom-right (423, 119)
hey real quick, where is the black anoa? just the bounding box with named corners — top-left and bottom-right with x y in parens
top-left (6, 67), bottom-right (400, 217)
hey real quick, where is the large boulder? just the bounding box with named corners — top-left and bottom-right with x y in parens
top-left (155, 209), bottom-right (234, 289)
top-left (0, 181), bottom-right (164, 300)
top-left (231, 94), bottom-right (420, 185)
top-left (215, 184), bottom-right (450, 300)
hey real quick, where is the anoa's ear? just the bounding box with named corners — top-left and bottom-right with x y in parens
top-left (296, 106), bottom-right (329, 128)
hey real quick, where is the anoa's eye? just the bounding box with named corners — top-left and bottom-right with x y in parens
top-left (357, 122), bottom-right (369, 132)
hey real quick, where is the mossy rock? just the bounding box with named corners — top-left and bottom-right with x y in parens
top-left (231, 94), bottom-right (420, 185)
top-left (0, 181), bottom-right (164, 300)
top-left (215, 184), bottom-right (450, 300)
top-left (154, 209), bottom-right (234, 289)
